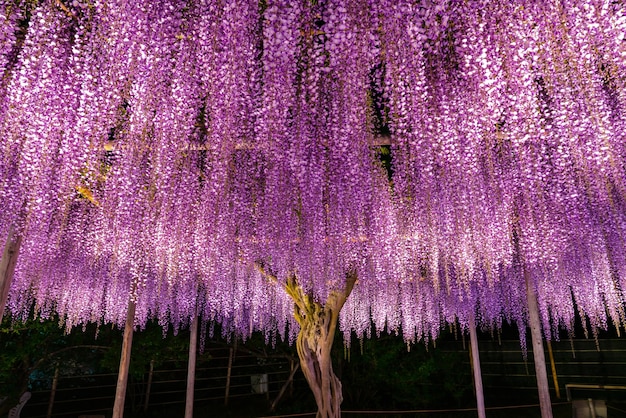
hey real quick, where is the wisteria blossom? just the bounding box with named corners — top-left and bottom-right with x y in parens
top-left (1, 0), bottom-right (625, 349)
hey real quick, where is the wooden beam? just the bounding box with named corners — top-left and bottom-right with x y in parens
top-left (102, 133), bottom-right (391, 153)
top-left (184, 314), bottom-right (199, 418)
top-left (112, 299), bottom-right (136, 418)
top-left (0, 225), bottom-right (22, 322)
top-left (468, 312), bottom-right (486, 418)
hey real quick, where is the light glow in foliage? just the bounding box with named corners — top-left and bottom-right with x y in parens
top-left (1, 0), bottom-right (625, 344)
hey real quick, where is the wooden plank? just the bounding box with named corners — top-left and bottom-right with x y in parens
top-left (185, 314), bottom-right (199, 418)
top-left (112, 299), bottom-right (136, 418)
top-left (0, 225), bottom-right (22, 322)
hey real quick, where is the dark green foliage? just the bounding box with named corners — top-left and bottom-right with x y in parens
top-left (0, 317), bottom-right (200, 415)
top-left (100, 322), bottom-right (198, 380)
top-left (0, 316), bottom-right (108, 415)
top-left (337, 331), bottom-right (473, 411)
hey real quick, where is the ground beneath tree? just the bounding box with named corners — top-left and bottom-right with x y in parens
top-left (131, 401), bottom-right (591, 418)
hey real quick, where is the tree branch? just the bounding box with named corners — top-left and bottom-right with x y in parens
top-left (254, 261), bottom-right (303, 307)
top-left (334, 270), bottom-right (358, 311)
top-left (55, 0), bottom-right (78, 20)
top-left (253, 261), bottom-right (279, 284)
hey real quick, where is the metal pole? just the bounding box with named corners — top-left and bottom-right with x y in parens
top-left (468, 313), bottom-right (486, 418)
top-left (185, 314), bottom-right (199, 418)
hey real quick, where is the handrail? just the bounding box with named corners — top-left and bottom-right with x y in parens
top-left (565, 383), bottom-right (626, 401)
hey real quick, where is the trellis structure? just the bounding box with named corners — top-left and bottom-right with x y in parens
top-left (2, 1), bottom-right (626, 417)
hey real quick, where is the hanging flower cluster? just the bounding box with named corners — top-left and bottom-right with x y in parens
top-left (1, 0), bottom-right (625, 344)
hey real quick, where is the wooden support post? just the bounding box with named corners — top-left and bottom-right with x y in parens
top-left (289, 359), bottom-right (295, 397)
top-left (112, 299), bottom-right (136, 418)
top-left (0, 225), bottom-right (22, 322)
top-left (526, 274), bottom-right (553, 418)
top-left (468, 313), bottom-right (486, 418)
top-left (546, 341), bottom-right (560, 399)
top-left (271, 363), bottom-right (300, 411)
top-left (224, 343), bottom-right (235, 406)
top-left (143, 359), bottom-right (155, 413)
top-left (185, 314), bottom-right (199, 418)
top-left (46, 366), bottom-right (59, 418)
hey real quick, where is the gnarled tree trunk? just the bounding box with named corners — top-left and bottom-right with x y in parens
top-left (295, 291), bottom-right (344, 418)
top-left (256, 263), bottom-right (356, 418)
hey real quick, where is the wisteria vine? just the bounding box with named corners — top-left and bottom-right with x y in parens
top-left (1, 0), bottom-right (626, 346)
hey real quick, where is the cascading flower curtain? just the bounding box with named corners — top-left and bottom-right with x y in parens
top-left (1, 0), bottom-right (625, 346)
